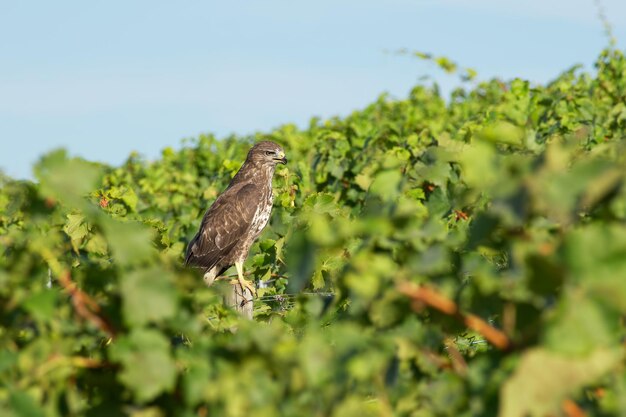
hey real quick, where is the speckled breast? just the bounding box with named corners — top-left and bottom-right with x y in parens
top-left (250, 190), bottom-right (273, 239)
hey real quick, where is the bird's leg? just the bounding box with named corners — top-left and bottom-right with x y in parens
top-left (234, 261), bottom-right (256, 297)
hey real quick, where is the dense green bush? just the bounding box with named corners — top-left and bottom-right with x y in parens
top-left (1, 48), bottom-right (626, 417)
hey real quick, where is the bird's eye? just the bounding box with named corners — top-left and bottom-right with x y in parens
top-left (265, 151), bottom-right (274, 156)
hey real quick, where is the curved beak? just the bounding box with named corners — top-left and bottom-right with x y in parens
top-left (275, 151), bottom-right (287, 165)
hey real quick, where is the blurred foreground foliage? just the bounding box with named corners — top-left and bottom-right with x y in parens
top-left (2, 48), bottom-right (626, 417)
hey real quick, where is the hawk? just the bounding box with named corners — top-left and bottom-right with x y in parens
top-left (185, 141), bottom-right (287, 295)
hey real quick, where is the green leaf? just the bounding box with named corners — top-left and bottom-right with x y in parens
top-left (102, 218), bottom-right (156, 266)
top-left (564, 224), bottom-right (626, 310)
top-left (109, 185), bottom-right (139, 212)
top-left (500, 348), bottom-right (622, 417)
top-left (458, 141), bottom-right (497, 189)
top-left (369, 170), bottom-right (402, 201)
top-left (34, 149), bottom-right (103, 209)
top-left (9, 390), bottom-right (46, 417)
top-left (85, 232), bottom-right (108, 255)
top-left (286, 231), bottom-right (316, 293)
top-left (23, 289), bottom-right (58, 322)
top-left (0, 350), bottom-right (17, 374)
top-left (311, 269), bottom-right (325, 289)
top-left (544, 296), bottom-right (617, 355)
top-left (63, 213), bottom-right (89, 247)
top-left (303, 193), bottom-right (337, 214)
top-left (109, 329), bottom-right (177, 403)
top-left (354, 173), bottom-right (373, 191)
top-left (120, 266), bottom-right (177, 326)
top-left (435, 56), bottom-right (457, 73)
top-left (477, 121), bottom-right (524, 146)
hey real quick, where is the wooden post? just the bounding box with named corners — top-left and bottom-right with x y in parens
top-left (224, 283), bottom-right (253, 319)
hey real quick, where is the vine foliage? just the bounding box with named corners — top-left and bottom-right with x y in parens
top-left (1, 48), bottom-right (626, 416)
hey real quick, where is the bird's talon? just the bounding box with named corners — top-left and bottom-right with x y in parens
top-left (238, 278), bottom-right (257, 298)
top-left (247, 283), bottom-right (257, 298)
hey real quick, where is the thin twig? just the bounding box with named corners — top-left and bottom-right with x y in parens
top-left (57, 271), bottom-right (117, 339)
top-left (562, 399), bottom-right (587, 417)
top-left (397, 282), bottom-right (511, 350)
top-left (223, 271), bottom-right (289, 279)
top-left (444, 338), bottom-right (468, 376)
top-left (257, 292), bottom-right (334, 302)
top-left (593, 0), bottom-right (616, 47)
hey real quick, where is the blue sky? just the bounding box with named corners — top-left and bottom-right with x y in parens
top-left (1, 0), bottom-right (625, 179)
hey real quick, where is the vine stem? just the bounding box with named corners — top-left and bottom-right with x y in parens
top-left (397, 282), bottom-right (511, 351)
top-left (58, 270), bottom-right (117, 339)
top-left (593, 0), bottom-right (616, 47)
top-left (562, 399), bottom-right (587, 417)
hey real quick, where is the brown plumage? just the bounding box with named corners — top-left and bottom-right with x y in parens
top-left (185, 141), bottom-right (287, 294)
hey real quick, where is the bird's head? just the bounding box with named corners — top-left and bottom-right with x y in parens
top-left (248, 141), bottom-right (287, 166)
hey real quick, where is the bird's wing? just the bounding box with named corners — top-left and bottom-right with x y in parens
top-left (185, 183), bottom-right (261, 270)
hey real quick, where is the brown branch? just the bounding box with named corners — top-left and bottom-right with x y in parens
top-left (58, 271), bottom-right (117, 339)
top-left (34, 353), bottom-right (108, 384)
top-left (562, 399), bottom-right (586, 417)
top-left (70, 356), bottom-right (104, 368)
top-left (398, 282), bottom-right (511, 351)
top-left (444, 338), bottom-right (468, 376)
top-left (420, 348), bottom-right (452, 371)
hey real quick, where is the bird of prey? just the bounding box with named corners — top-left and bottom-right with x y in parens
top-left (185, 141), bottom-right (287, 295)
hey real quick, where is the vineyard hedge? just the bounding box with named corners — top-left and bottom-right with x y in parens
top-left (1, 48), bottom-right (626, 417)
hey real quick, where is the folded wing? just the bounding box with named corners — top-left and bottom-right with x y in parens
top-left (185, 183), bottom-right (260, 270)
